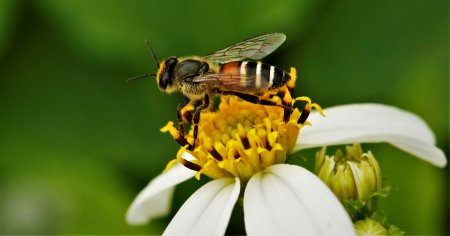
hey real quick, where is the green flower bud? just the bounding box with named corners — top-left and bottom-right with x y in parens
top-left (315, 144), bottom-right (382, 203)
top-left (354, 218), bottom-right (405, 236)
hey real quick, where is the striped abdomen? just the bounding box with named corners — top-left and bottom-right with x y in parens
top-left (219, 61), bottom-right (290, 92)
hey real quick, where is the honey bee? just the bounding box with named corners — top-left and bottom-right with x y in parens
top-left (132, 33), bottom-right (299, 149)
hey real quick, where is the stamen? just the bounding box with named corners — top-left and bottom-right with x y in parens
top-left (179, 158), bottom-right (202, 172)
top-left (161, 121), bottom-right (192, 147)
top-left (265, 137), bottom-right (273, 150)
top-left (298, 109), bottom-right (310, 124)
top-left (210, 147), bottom-right (223, 161)
top-left (241, 136), bottom-right (251, 149)
top-left (233, 150), bottom-right (240, 159)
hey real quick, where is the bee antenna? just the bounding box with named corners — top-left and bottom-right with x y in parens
top-left (144, 40), bottom-right (160, 69)
top-left (126, 74), bottom-right (156, 82)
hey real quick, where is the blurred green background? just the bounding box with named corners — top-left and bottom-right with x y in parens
top-left (0, 0), bottom-right (448, 234)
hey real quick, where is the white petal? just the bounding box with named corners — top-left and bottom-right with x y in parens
top-left (244, 164), bottom-right (355, 236)
top-left (296, 103), bottom-right (447, 167)
top-left (126, 160), bottom-right (196, 225)
top-left (163, 177), bottom-right (240, 236)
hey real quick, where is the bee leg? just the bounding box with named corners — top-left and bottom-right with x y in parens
top-left (180, 102), bottom-right (195, 124)
top-left (176, 97), bottom-right (193, 148)
top-left (216, 90), bottom-right (294, 122)
top-left (192, 94), bottom-right (210, 148)
top-left (177, 97), bottom-right (190, 134)
top-left (181, 108), bottom-right (193, 124)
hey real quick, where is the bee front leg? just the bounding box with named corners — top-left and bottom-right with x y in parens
top-left (192, 94), bottom-right (210, 148)
top-left (175, 97), bottom-right (193, 148)
top-left (180, 101), bottom-right (196, 124)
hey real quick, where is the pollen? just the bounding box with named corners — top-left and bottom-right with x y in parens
top-left (161, 77), bottom-right (322, 183)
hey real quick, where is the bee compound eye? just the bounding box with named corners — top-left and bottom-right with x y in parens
top-left (159, 58), bottom-right (178, 90)
top-left (160, 72), bottom-right (172, 89)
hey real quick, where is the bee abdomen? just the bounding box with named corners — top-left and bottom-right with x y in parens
top-left (220, 61), bottom-right (290, 91)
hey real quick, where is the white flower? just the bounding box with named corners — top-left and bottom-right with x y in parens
top-left (126, 103), bottom-right (446, 235)
top-left (129, 159), bottom-right (353, 235)
top-left (297, 103), bottom-right (446, 167)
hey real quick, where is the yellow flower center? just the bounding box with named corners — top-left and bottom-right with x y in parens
top-left (161, 68), bottom-right (322, 183)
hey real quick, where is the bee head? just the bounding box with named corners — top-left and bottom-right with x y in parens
top-left (156, 57), bottom-right (178, 93)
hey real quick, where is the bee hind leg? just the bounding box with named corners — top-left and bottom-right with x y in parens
top-left (216, 90), bottom-right (294, 122)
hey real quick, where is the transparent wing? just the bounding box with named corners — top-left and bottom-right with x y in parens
top-left (203, 33), bottom-right (286, 64)
top-left (192, 73), bottom-right (262, 92)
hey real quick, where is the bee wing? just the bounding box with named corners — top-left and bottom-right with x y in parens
top-left (203, 33), bottom-right (286, 64)
top-left (192, 73), bottom-right (261, 92)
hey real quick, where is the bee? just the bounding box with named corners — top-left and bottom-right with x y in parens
top-left (132, 33), bottom-right (300, 149)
